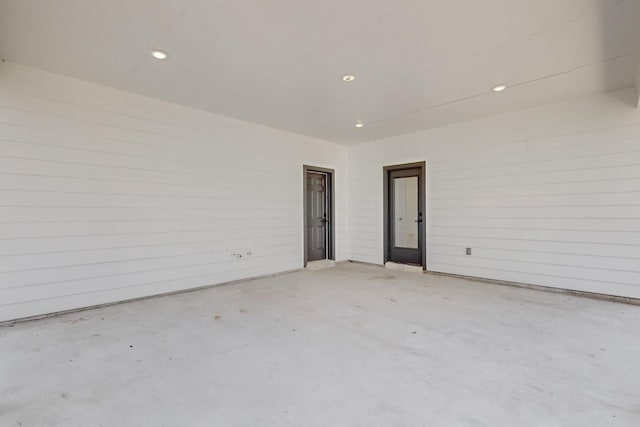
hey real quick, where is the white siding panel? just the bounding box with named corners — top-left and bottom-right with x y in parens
top-left (348, 89), bottom-right (640, 298)
top-left (0, 63), bottom-right (348, 321)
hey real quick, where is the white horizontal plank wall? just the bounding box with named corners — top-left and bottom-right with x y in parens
top-left (349, 89), bottom-right (640, 298)
top-left (0, 63), bottom-right (348, 322)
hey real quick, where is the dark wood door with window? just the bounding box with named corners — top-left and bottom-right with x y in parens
top-left (385, 164), bottom-right (425, 266)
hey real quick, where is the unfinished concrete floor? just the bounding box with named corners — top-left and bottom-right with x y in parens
top-left (2, 263), bottom-right (640, 427)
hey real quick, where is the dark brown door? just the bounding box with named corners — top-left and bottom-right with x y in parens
top-left (388, 167), bottom-right (424, 266)
top-left (306, 172), bottom-right (327, 261)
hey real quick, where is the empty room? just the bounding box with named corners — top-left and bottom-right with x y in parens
top-left (1, 0), bottom-right (640, 426)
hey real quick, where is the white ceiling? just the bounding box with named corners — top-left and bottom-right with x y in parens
top-left (1, 0), bottom-right (639, 145)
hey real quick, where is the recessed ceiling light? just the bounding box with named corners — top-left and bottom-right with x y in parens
top-left (342, 74), bottom-right (355, 82)
top-left (151, 50), bottom-right (168, 60)
top-left (354, 122), bottom-right (364, 128)
top-left (492, 84), bottom-right (507, 92)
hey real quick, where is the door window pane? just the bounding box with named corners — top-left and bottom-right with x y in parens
top-left (394, 176), bottom-right (418, 248)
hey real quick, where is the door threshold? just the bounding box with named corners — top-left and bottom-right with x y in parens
top-left (306, 259), bottom-right (336, 270)
top-left (384, 262), bottom-right (424, 273)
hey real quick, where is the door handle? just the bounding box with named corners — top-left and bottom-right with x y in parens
top-left (414, 219), bottom-right (423, 223)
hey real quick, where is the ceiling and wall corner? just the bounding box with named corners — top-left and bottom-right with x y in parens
top-left (1, 0), bottom-right (639, 145)
top-left (1, 1), bottom-right (640, 320)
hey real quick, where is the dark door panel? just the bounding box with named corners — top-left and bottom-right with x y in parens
top-left (306, 172), bottom-right (327, 262)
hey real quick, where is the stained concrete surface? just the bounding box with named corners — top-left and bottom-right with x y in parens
top-left (2, 263), bottom-right (640, 427)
